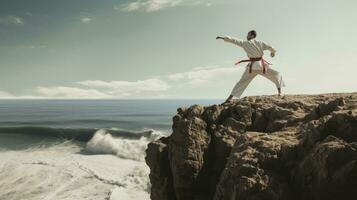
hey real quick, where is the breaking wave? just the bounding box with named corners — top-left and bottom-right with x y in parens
top-left (85, 129), bottom-right (163, 161)
top-left (0, 126), bottom-right (158, 142)
top-left (0, 127), bottom-right (165, 200)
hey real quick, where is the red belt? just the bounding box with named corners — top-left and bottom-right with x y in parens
top-left (235, 57), bottom-right (270, 74)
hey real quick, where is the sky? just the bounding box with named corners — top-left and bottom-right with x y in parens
top-left (0, 0), bottom-right (356, 99)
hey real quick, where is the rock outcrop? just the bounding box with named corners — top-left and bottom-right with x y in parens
top-left (145, 93), bottom-right (357, 200)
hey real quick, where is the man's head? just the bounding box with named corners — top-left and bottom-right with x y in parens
top-left (247, 30), bottom-right (257, 40)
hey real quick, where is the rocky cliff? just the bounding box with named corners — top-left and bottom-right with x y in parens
top-left (145, 93), bottom-right (357, 200)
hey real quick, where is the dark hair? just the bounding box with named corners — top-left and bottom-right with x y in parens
top-left (248, 30), bottom-right (257, 38)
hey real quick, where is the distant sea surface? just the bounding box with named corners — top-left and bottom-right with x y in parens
top-left (0, 99), bottom-right (220, 200)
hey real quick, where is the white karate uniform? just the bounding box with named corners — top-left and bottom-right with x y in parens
top-left (223, 36), bottom-right (285, 98)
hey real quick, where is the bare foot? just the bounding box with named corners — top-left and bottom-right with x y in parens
top-left (221, 95), bottom-right (234, 105)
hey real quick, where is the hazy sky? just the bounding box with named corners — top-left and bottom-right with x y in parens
top-left (0, 0), bottom-right (356, 99)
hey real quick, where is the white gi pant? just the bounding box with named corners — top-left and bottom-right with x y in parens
top-left (231, 62), bottom-right (285, 98)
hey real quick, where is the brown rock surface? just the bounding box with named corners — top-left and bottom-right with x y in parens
top-left (145, 93), bottom-right (357, 200)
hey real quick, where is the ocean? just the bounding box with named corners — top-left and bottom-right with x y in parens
top-left (0, 99), bottom-right (220, 200)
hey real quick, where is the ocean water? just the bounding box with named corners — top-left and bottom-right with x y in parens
top-left (0, 99), bottom-right (220, 200)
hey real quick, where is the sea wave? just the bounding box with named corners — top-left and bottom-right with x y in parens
top-left (85, 129), bottom-right (163, 161)
top-left (0, 127), bottom-right (161, 199)
top-left (0, 139), bottom-right (150, 200)
top-left (0, 126), bottom-right (162, 142)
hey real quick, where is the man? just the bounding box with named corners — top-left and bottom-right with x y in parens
top-left (216, 30), bottom-right (285, 103)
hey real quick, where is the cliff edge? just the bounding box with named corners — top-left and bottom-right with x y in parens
top-left (146, 93), bottom-right (357, 200)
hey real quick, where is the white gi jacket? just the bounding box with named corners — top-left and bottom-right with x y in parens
top-left (223, 36), bottom-right (276, 70)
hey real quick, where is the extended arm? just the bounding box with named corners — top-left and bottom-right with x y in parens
top-left (216, 36), bottom-right (243, 47)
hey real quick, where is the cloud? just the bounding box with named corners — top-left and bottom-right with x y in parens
top-left (81, 17), bottom-right (92, 24)
top-left (117, 0), bottom-right (182, 12)
top-left (3, 66), bottom-right (237, 99)
top-left (20, 45), bottom-right (47, 49)
top-left (167, 73), bottom-right (185, 81)
top-left (0, 16), bottom-right (24, 26)
top-left (78, 78), bottom-right (170, 95)
top-left (75, 67), bottom-right (235, 97)
top-left (166, 66), bottom-right (237, 87)
top-left (0, 91), bottom-right (15, 99)
top-left (35, 86), bottom-right (112, 99)
top-left (33, 79), bottom-right (170, 99)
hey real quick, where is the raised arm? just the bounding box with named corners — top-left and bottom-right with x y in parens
top-left (262, 42), bottom-right (277, 57)
top-left (216, 36), bottom-right (243, 47)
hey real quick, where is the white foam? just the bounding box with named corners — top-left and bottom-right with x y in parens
top-left (85, 129), bottom-right (151, 161)
top-left (110, 186), bottom-right (150, 200)
top-left (0, 136), bottom-right (151, 200)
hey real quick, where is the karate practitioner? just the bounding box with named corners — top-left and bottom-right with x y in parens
top-left (216, 30), bottom-right (285, 103)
